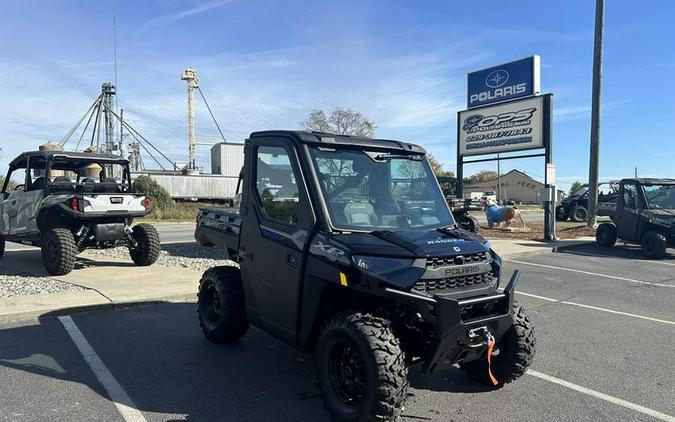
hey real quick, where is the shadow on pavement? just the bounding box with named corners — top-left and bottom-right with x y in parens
top-left (554, 242), bottom-right (675, 261)
top-left (161, 242), bottom-right (228, 260)
top-left (0, 302), bottom-right (494, 421)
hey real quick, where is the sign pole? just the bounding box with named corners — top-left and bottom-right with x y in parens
top-left (543, 94), bottom-right (556, 240)
top-left (456, 111), bottom-right (464, 199)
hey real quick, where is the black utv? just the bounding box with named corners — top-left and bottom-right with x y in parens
top-left (556, 181), bottom-right (618, 222)
top-left (596, 178), bottom-right (675, 259)
top-left (194, 131), bottom-right (535, 422)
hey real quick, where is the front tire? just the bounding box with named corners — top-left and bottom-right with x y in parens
top-left (316, 312), bottom-right (408, 422)
top-left (570, 205), bottom-right (588, 222)
top-left (460, 303), bottom-right (535, 388)
top-left (41, 228), bottom-right (77, 275)
top-left (459, 216), bottom-right (480, 233)
top-left (129, 223), bottom-right (160, 266)
top-left (596, 223), bottom-right (617, 247)
top-left (555, 206), bottom-right (569, 221)
top-left (198, 266), bottom-right (249, 343)
top-left (641, 231), bottom-right (667, 259)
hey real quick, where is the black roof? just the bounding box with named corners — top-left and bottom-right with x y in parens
top-left (9, 150), bottom-right (128, 168)
top-left (624, 178), bottom-right (675, 185)
top-left (249, 130), bottom-right (427, 154)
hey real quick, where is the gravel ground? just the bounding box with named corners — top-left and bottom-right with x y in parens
top-left (0, 266), bottom-right (85, 299)
top-left (85, 243), bottom-right (235, 273)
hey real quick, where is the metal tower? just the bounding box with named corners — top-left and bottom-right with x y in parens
top-left (101, 83), bottom-right (117, 155)
top-left (181, 68), bottom-right (199, 170)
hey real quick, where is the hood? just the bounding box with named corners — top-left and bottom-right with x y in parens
top-left (331, 227), bottom-right (490, 258)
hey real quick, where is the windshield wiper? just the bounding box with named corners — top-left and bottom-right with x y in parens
top-left (366, 152), bottom-right (423, 162)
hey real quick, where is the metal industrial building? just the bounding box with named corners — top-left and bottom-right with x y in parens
top-left (210, 143), bottom-right (244, 177)
top-left (463, 170), bottom-right (548, 204)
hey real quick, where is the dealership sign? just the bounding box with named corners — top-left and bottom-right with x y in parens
top-left (458, 95), bottom-right (545, 156)
top-left (467, 56), bottom-right (540, 108)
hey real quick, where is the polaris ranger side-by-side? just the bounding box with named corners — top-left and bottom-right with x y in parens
top-left (195, 131), bottom-right (535, 422)
top-left (596, 178), bottom-right (675, 259)
top-left (0, 151), bottom-right (160, 275)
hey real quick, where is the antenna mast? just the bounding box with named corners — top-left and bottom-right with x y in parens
top-left (181, 68), bottom-right (199, 170)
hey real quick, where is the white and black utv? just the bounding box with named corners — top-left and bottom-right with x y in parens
top-left (0, 150), bottom-right (160, 275)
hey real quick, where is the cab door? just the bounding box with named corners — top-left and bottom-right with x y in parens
top-left (238, 138), bottom-right (315, 345)
top-left (616, 182), bottom-right (643, 241)
top-left (1, 167), bottom-right (28, 236)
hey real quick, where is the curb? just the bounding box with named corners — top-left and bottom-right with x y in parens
top-left (0, 291), bottom-right (196, 325)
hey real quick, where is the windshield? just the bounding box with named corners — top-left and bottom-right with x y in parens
top-left (572, 186), bottom-right (589, 196)
top-left (309, 147), bottom-right (454, 231)
top-left (643, 184), bottom-right (675, 209)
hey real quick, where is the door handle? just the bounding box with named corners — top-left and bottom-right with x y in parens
top-left (286, 252), bottom-right (298, 268)
top-left (239, 249), bottom-right (253, 261)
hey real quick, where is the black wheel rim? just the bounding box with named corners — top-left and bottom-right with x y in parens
top-left (328, 339), bottom-right (366, 406)
top-left (201, 283), bottom-right (221, 328)
top-left (645, 237), bottom-right (655, 252)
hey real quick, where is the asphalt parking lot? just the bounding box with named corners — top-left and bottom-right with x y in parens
top-left (1, 243), bottom-right (673, 422)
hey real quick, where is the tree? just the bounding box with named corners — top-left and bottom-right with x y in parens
top-left (463, 170), bottom-right (498, 185)
top-left (569, 181), bottom-right (584, 195)
top-left (425, 153), bottom-right (455, 178)
top-left (301, 108), bottom-right (376, 138)
top-left (0, 175), bottom-right (16, 192)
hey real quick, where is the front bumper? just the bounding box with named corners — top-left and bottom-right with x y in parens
top-left (385, 270), bottom-right (519, 373)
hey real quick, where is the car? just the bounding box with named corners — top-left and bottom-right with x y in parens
top-left (194, 130), bottom-right (536, 422)
top-left (0, 150), bottom-right (160, 275)
top-left (557, 181), bottom-right (618, 222)
top-left (596, 178), bottom-right (675, 259)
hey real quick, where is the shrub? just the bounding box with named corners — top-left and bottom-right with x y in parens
top-left (133, 175), bottom-right (172, 210)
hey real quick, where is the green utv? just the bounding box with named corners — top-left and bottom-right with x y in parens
top-left (194, 131), bottom-right (536, 422)
top-left (0, 150), bottom-right (160, 275)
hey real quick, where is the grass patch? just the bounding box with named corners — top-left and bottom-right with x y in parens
top-left (140, 202), bottom-right (229, 221)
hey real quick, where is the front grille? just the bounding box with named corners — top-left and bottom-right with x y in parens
top-left (412, 272), bottom-right (496, 295)
top-left (426, 251), bottom-right (488, 269)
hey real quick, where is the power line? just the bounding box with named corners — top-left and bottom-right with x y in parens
top-left (197, 86), bottom-right (227, 143)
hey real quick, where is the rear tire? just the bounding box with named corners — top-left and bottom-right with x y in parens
top-left (129, 223), bottom-right (160, 266)
top-left (641, 231), bottom-right (667, 259)
top-left (316, 312), bottom-right (408, 422)
top-left (41, 228), bottom-right (77, 275)
top-left (460, 303), bottom-right (535, 388)
top-left (596, 223), bottom-right (617, 247)
top-left (197, 266), bottom-right (249, 343)
top-left (570, 205), bottom-right (588, 222)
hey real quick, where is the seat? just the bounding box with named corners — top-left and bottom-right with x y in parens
top-left (344, 202), bottom-right (377, 226)
top-left (31, 177), bottom-right (46, 191)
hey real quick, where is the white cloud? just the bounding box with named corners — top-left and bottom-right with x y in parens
top-left (135, 0), bottom-right (236, 34)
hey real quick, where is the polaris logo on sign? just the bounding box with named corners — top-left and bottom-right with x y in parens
top-left (467, 56), bottom-right (540, 108)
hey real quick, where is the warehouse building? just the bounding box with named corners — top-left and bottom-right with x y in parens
top-left (463, 169), bottom-right (549, 204)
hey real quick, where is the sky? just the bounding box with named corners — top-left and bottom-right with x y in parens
top-left (0, 0), bottom-right (673, 191)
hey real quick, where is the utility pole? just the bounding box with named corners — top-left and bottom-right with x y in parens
top-left (634, 167), bottom-right (638, 178)
top-left (181, 68), bottom-right (199, 170)
top-left (587, 0), bottom-right (604, 227)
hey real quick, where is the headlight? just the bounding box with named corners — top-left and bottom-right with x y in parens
top-left (351, 255), bottom-right (413, 274)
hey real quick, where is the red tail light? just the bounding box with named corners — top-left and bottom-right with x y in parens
top-left (143, 196), bottom-right (152, 210)
top-left (69, 198), bottom-right (79, 211)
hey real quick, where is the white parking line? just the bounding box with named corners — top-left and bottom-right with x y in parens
top-left (528, 370), bottom-right (675, 422)
top-left (58, 316), bottom-right (147, 422)
top-left (508, 259), bottom-right (675, 288)
top-left (515, 291), bottom-right (675, 325)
